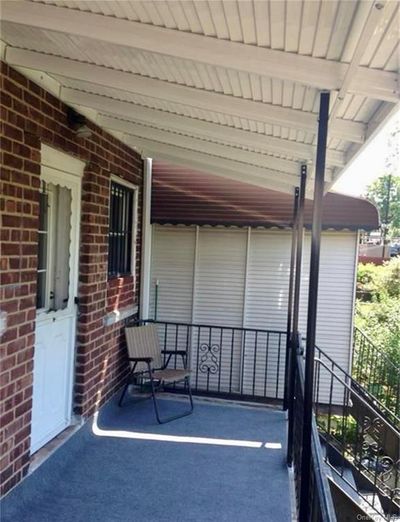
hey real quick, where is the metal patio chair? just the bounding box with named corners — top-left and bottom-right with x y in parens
top-left (118, 323), bottom-right (194, 423)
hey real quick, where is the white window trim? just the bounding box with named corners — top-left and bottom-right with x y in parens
top-left (109, 175), bottom-right (139, 282)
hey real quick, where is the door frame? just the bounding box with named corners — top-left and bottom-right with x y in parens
top-left (31, 145), bottom-right (84, 453)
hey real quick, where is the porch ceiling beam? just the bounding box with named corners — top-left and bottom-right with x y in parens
top-left (98, 115), bottom-right (314, 178)
top-left (329, 0), bottom-right (392, 122)
top-left (63, 88), bottom-right (346, 168)
top-left (4, 47), bottom-right (366, 143)
top-left (2, 0), bottom-right (398, 103)
top-left (124, 135), bottom-right (301, 194)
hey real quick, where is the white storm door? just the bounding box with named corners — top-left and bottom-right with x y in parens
top-left (31, 148), bottom-right (82, 454)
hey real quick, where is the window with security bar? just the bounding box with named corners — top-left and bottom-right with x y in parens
top-left (108, 180), bottom-right (135, 278)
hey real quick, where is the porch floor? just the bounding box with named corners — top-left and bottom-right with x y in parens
top-left (2, 395), bottom-right (291, 522)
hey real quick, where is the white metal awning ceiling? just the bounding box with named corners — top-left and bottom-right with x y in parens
top-left (1, 0), bottom-right (399, 194)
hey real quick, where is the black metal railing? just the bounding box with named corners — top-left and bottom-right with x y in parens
top-left (353, 326), bottom-right (400, 419)
top-left (314, 348), bottom-right (400, 520)
top-left (291, 336), bottom-right (337, 522)
top-left (138, 319), bottom-right (287, 402)
top-left (316, 344), bottom-right (400, 430)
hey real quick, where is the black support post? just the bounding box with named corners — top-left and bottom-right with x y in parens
top-left (299, 91), bottom-right (330, 522)
top-left (283, 187), bottom-right (299, 411)
top-left (286, 165), bottom-right (307, 466)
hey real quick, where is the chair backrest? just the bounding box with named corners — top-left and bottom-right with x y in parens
top-left (125, 324), bottom-right (163, 371)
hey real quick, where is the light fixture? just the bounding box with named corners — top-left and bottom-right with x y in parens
top-left (67, 107), bottom-right (93, 139)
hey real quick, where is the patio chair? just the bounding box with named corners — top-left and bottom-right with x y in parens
top-left (118, 323), bottom-right (193, 423)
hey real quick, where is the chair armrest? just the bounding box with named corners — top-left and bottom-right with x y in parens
top-left (161, 350), bottom-right (187, 356)
top-left (128, 357), bottom-right (153, 363)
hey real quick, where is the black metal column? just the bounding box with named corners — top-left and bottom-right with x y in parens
top-left (299, 91), bottom-right (330, 521)
top-left (286, 165), bottom-right (307, 466)
top-left (283, 187), bottom-right (299, 411)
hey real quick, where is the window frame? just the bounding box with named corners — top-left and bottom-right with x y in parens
top-left (108, 175), bottom-right (138, 280)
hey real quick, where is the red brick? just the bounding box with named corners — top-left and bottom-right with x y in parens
top-left (3, 152), bottom-right (23, 169)
top-left (1, 62), bottom-right (143, 495)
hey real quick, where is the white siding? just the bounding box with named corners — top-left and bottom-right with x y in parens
top-left (150, 225), bottom-right (358, 398)
top-left (149, 225), bottom-right (196, 322)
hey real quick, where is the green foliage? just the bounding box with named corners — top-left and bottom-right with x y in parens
top-left (355, 258), bottom-right (400, 414)
top-left (382, 256), bottom-right (400, 298)
top-left (366, 175), bottom-right (400, 238)
top-left (317, 414), bottom-right (358, 447)
top-left (357, 257), bottom-right (400, 302)
top-left (356, 299), bottom-right (400, 368)
top-left (356, 262), bottom-right (383, 301)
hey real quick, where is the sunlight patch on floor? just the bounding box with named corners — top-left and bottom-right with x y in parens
top-left (92, 412), bottom-right (282, 449)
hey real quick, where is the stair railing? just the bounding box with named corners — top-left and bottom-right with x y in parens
top-left (353, 326), bottom-right (400, 419)
top-left (314, 354), bottom-right (400, 521)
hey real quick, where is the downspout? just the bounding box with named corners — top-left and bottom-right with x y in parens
top-left (283, 187), bottom-right (299, 411)
top-left (287, 165), bottom-right (307, 465)
top-left (139, 157), bottom-right (152, 320)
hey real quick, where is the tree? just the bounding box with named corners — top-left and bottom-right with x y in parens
top-left (366, 175), bottom-right (400, 240)
top-left (366, 123), bottom-right (400, 240)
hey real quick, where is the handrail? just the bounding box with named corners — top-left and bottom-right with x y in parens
top-left (315, 343), bottom-right (400, 428)
top-left (315, 358), bottom-right (399, 437)
top-left (314, 356), bottom-right (400, 520)
top-left (354, 326), bottom-right (400, 375)
top-left (352, 326), bottom-right (400, 419)
top-left (296, 353), bottom-right (337, 521)
top-left (131, 318), bottom-right (287, 403)
top-left (143, 318), bottom-right (286, 335)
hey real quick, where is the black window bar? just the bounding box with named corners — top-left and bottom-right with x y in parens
top-left (108, 181), bottom-right (134, 278)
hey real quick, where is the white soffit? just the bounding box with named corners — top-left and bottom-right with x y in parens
top-left (1, 0), bottom-right (399, 193)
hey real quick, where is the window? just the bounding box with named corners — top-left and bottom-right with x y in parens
top-left (37, 181), bottom-right (72, 311)
top-left (108, 180), bottom-right (135, 278)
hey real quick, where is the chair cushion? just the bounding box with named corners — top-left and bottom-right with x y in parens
top-left (152, 368), bottom-right (191, 383)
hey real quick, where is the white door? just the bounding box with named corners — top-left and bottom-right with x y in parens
top-left (31, 146), bottom-right (83, 454)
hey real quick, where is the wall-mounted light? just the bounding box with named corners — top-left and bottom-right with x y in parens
top-left (67, 107), bottom-right (92, 139)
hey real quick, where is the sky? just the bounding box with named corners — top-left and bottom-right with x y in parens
top-left (332, 108), bottom-right (400, 197)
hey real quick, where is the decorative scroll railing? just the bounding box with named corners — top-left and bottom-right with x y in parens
top-left (314, 350), bottom-right (400, 520)
top-left (139, 319), bottom-right (287, 402)
top-left (353, 326), bottom-right (400, 420)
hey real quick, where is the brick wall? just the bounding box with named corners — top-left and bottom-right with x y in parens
top-left (0, 62), bottom-right (144, 495)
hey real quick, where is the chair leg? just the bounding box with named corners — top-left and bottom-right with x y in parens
top-left (150, 376), bottom-right (194, 424)
top-left (118, 381), bottom-right (130, 407)
top-left (187, 377), bottom-right (194, 412)
top-left (118, 366), bottom-right (136, 407)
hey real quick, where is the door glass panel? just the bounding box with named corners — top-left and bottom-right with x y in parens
top-left (36, 182), bottom-right (72, 312)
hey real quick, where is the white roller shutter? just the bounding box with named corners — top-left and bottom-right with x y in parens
top-left (193, 228), bottom-right (247, 393)
top-left (242, 230), bottom-right (291, 397)
top-left (149, 225), bottom-right (196, 322)
top-left (150, 225), bottom-right (357, 400)
top-left (299, 232), bottom-right (358, 372)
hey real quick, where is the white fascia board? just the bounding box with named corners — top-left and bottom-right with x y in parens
top-left (4, 47), bottom-right (365, 143)
top-left (63, 88), bottom-right (345, 168)
top-left (2, 0), bottom-right (398, 102)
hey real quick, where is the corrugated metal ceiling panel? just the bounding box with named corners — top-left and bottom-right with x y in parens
top-left (32, 0), bottom-right (398, 72)
top-left (1, 0), bottom-right (398, 193)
